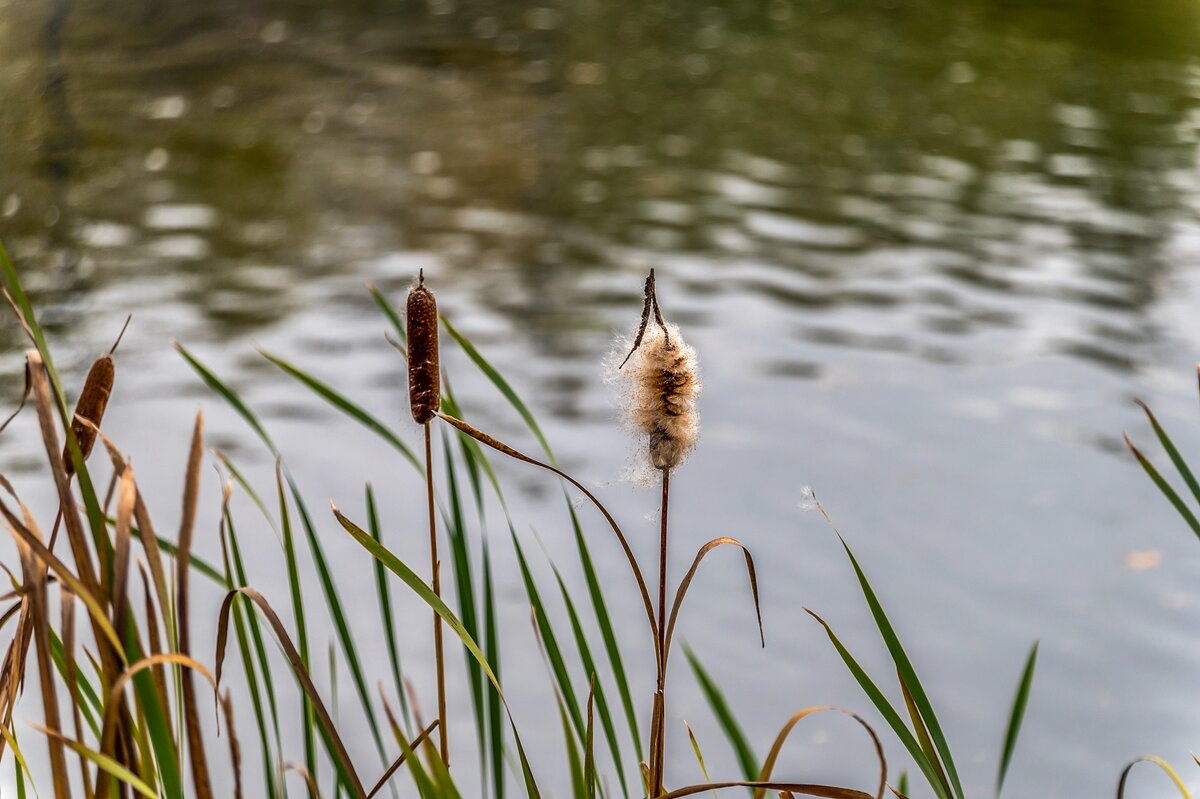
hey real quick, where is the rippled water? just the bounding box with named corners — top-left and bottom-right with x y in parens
top-left (4, 0), bottom-right (1200, 794)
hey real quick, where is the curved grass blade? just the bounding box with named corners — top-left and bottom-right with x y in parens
top-left (658, 782), bottom-right (874, 799)
top-left (367, 721), bottom-right (439, 799)
top-left (286, 474), bottom-right (390, 767)
top-left (663, 537), bottom-right (763, 671)
top-left (683, 721), bottom-right (717, 799)
top-left (1, 724), bottom-right (41, 799)
top-left (435, 412), bottom-right (658, 650)
top-left (441, 439), bottom-right (487, 775)
top-left (275, 465), bottom-right (318, 792)
top-left (1116, 756), bottom-right (1191, 799)
top-left (753, 707), bottom-right (885, 799)
top-left (682, 646), bottom-right (758, 783)
top-left (899, 674), bottom-right (951, 799)
top-left (995, 642), bottom-right (1037, 798)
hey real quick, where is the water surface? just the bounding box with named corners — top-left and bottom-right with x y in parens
top-left (3, 0), bottom-right (1200, 795)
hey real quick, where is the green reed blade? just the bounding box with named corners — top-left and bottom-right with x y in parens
top-left (1126, 434), bottom-right (1200, 540)
top-left (837, 536), bottom-right (964, 799)
top-left (806, 610), bottom-right (949, 799)
top-left (442, 439), bottom-right (488, 783)
top-left (220, 513), bottom-right (280, 799)
top-left (512, 533), bottom-right (585, 743)
top-left (995, 641), bottom-right (1038, 798)
top-left (261, 351), bottom-right (422, 473)
top-left (276, 471), bottom-right (317, 792)
top-left (174, 342), bottom-right (276, 455)
top-left (440, 315), bottom-right (554, 462)
top-left (683, 645), bottom-right (757, 783)
top-left (1136, 400), bottom-right (1200, 508)
top-left (287, 475), bottom-right (390, 767)
top-left (335, 508), bottom-right (543, 799)
top-left (550, 564), bottom-right (629, 797)
top-left (366, 484), bottom-right (410, 727)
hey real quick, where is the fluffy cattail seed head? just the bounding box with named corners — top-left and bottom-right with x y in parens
top-left (610, 273), bottom-right (700, 474)
top-left (64, 355), bottom-right (114, 475)
top-left (407, 272), bottom-right (441, 424)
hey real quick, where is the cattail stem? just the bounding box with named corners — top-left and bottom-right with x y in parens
top-left (425, 422), bottom-right (449, 765)
top-left (651, 466), bottom-right (671, 796)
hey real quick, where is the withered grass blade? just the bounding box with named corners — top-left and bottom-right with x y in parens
top-left (752, 707), bottom-right (884, 799)
top-left (285, 762), bottom-right (324, 798)
top-left (366, 720), bottom-right (440, 799)
top-left (215, 587), bottom-right (367, 798)
top-left (175, 412), bottom-right (214, 799)
top-left (663, 537), bottom-right (763, 670)
top-left (1116, 756), bottom-right (1191, 799)
top-left (221, 691), bottom-right (244, 799)
top-left (657, 782), bottom-right (874, 799)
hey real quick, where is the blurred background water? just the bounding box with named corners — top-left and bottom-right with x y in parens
top-left (4, 0), bottom-right (1200, 795)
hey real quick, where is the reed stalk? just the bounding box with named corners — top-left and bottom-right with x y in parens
top-left (407, 271), bottom-right (448, 765)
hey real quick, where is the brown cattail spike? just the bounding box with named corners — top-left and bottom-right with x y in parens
top-left (62, 318), bottom-right (127, 476)
top-left (407, 271), bottom-right (441, 424)
top-left (64, 355), bottom-right (114, 476)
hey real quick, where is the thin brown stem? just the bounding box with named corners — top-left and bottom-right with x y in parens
top-left (425, 423), bottom-right (449, 765)
top-left (652, 466), bottom-right (671, 796)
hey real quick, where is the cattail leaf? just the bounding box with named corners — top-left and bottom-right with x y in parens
top-left (548, 561), bottom-right (629, 796)
top-left (1, 725), bottom-right (40, 799)
top-left (1135, 399), bottom-right (1200, 508)
top-left (513, 532), bottom-right (585, 742)
top-left (995, 641), bottom-right (1038, 798)
top-left (805, 609), bottom-right (950, 799)
top-left (333, 505), bottom-right (544, 799)
top-left (683, 645), bottom-right (758, 783)
top-left (440, 315), bottom-right (555, 462)
top-left (260, 351), bottom-right (422, 473)
top-left (1124, 433), bottom-right (1200, 540)
top-left (836, 536), bottom-right (964, 799)
top-left (365, 485), bottom-right (410, 726)
top-left (898, 673), bottom-right (952, 798)
top-left (683, 721), bottom-right (718, 799)
top-left (174, 341), bottom-right (277, 455)
top-left (217, 507), bottom-right (281, 799)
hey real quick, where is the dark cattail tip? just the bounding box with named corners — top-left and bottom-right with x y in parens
top-left (63, 355), bottom-right (115, 475)
top-left (407, 278), bottom-right (440, 424)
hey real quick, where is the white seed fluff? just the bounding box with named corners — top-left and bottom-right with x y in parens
top-left (608, 321), bottom-right (701, 474)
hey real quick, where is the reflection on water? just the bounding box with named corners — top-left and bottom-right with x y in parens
top-left (3, 0), bottom-right (1200, 794)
